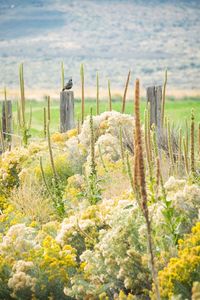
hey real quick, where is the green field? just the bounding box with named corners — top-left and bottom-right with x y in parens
top-left (2, 96), bottom-right (200, 137)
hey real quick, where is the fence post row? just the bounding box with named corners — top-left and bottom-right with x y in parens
top-left (2, 100), bottom-right (12, 139)
top-left (146, 85), bottom-right (162, 137)
top-left (60, 91), bottom-right (75, 133)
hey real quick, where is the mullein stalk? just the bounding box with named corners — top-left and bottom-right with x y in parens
top-left (156, 156), bottom-right (166, 199)
top-left (167, 119), bottom-right (174, 174)
top-left (47, 96), bottom-right (51, 121)
top-left (4, 87), bottom-right (8, 140)
top-left (185, 120), bottom-right (189, 154)
top-left (61, 62), bottom-right (65, 90)
top-left (122, 70), bottom-right (131, 114)
top-left (178, 128), bottom-right (182, 172)
top-left (147, 102), bottom-right (153, 162)
top-left (183, 137), bottom-right (189, 175)
top-left (134, 79), bottom-right (160, 299)
top-left (43, 107), bottom-right (47, 138)
top-left (0, 119), bottom-right (5, 153)
top-left (119, 126), bottom-right (125, 169)
top-left (40, 156), bottom-right (53, 198)
top-left (161, 69), bottom-right (167, 126)
top-left (144, 109), bottom-right (151, 168)
top-left (80, 63), bottom-right (85, 124)
top-left (126, 151), bottom-right (135, 193)
top-left (17, 102), bottom-right (21, 133)
top-left (96, 72), bottom-right (99, 115)
top-left (156, 156), bottom-right (160, 195)
top-left (98, 144), bottom-right (107, 172)
top-left (77, 117), bottom-right (80, 134)
top-left (152, 124), bottom-right (159, 158)
top-left (27, 104), bottom-right (32, 131)
top-left (19, 63), bottom-right (25, 127)
top-left (108, 79), bottom-right (112, 111)
top-left (190, 109), bottom-right (195, 175)
top-left (133, 144), bottom-right (140, 204)
top-left (144, 108), bottom-right (153, 180)
top-left (198, 123), bottom-right (200, 161)
top-left (19, 63), bottom-right (30, 145)
top-left (90, 108), bottom-right (96, 176)
top-left (47, 120), bottom-right (58, 182)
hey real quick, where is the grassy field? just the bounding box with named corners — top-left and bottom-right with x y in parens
top-left (2, 96), bottom-right (200, 137)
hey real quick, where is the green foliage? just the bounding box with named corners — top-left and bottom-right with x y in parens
top-left (18, 63), bottom-right (31, 145)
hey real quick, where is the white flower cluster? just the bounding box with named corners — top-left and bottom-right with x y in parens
top-left (0, 148), bottom-right (29, 181)
top-left (65, 199), bottom-right (146, 298)
top-left (165, 177), bottom-right (200, 211)
top-left (79, 110), bottom-right (134, 149)
top-left (56, 214), bottom-right (97, 247)
top-left (150, 176), bottom-right (200, 233)
top-left (8, 260), bottom-right (36, 298)
top-left (95, 133), bottom-right (121, 161)
top-left (79, 111), bottom-right (120, 147)
top-left (65, 136), bottom-right (88, 173)
top-left (0, 224), bottom-right (36, 259)
top-left (164, 176), bottom-right (186, 192)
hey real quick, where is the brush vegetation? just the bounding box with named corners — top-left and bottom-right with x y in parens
top-left (0, 67), bottom-right (200, 299)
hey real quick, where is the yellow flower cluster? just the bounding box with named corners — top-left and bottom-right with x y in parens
top-left (51, 129), bottom-right (77, 143)
top-left (158, 222), bottom-right (200, 298)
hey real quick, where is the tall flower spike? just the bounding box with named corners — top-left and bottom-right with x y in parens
top-left (134, 79), bottom-right (147, 211)
top-left (134, 78), bottom-right (160, 299)
top-left (190, 109), bottom-right (195, 175)
top-left (90, 108), bottom-right (96, 176)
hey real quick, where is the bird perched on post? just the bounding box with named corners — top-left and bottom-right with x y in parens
top-left (62, 78), bottom-right (73, 91)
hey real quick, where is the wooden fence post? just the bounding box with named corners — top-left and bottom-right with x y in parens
top-left (60, 91), bottom-right (74, 132)
top-left (146, 86), bottom-right (162, 136)
top-left (2, 100), bottom-right (12, 140)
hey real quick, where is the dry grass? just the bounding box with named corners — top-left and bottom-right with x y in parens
top-left (101, 167), bottom-right (131, 199)
top-left (10, 182), bottom-right (54, 223)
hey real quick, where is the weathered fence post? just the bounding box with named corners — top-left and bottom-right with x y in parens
top-left (146, 86), bottom-right (162, 136)
top-left (60, 91), bottom-right (74, 132)
top-left (2, 100), bottom-right (12, 140)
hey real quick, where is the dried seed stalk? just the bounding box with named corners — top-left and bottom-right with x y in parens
top-left (43, 107), bottom-right (47, 138)
top-left (183, 137), bottom-right (189, 175)
top-left (47, 96), bottom-right (51, 121)
top-left (90, 108), bottom-right (96, 176)
top-left (108, 79), bottom-right (112, 111)
top-left (156, 156), bottom-right (166, 199)
top-left (61, 62), bottom-right (65, 90)
top-left (198, 123), bottom-right (200, 161)
top-left (167, 119), bottom-right (174, 174)
top-left (98, 144), bottom-right (107, 172)
top-left (185, 120), bottom-right (189, 154)
top-left (134, 79), bottom-right (160, 299)
top-left (190, 109), bottom-right (195, 174)
top-left (147, 103), bottom-right (153, 162)
top-left (161, 69), bottom-right (167, 126)
top-left (119, 126), bottom-right (125, 168)
top-left (178, 128), bottom-right (182, 174)
top-left (144, 108), bottom-right (152, 179)
top-left (96, 72), bottom-right (99, 115)
top-left (47, 120), bottom-right (58, 182)
top-left (122, 70), bottom-right (131, 113)
top-left (80, 63), bottom-right (85, 124)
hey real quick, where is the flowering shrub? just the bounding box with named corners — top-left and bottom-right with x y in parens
top-left (150, 176), bottom-right (200, 250)
top-left (64, 201), bottom-right (150, 299)
top-left (0, 222), bottom-right (77, 299)
top-left (158, 222), bottom-right (200, 299)
top-left (0, 111), bottom-right (200, 299)
top-left (0, 147), bottom-right (29, 199)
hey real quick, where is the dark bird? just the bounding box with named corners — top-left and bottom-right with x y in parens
top-left (62, 78), bottom-right (73, 91)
